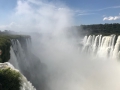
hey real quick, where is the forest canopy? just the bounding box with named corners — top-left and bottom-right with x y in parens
top-left (69, 23), bottom-right (120, 36)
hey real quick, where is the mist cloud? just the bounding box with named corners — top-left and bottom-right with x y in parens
top-left (0, 0), bottom-right (73, 33)
top-left (1, 0), bottom-right (120, 90)
top-left (32, 32), bottom-right (120, 90)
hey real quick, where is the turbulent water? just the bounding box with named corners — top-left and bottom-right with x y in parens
top-left (82, 34), bottom-right (120, 60)
top-left (0, 62), bottom-right (36, 90)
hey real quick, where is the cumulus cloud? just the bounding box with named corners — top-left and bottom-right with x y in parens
top-left (103, 14), bottom-right (120, 21)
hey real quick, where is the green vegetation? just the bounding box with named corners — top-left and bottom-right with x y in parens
top-left (0, 67), bottom-right (21, 90)
top-left (71, 23), bottom-right (120, 36)
top-left (0, 35), bottom-right (30, 63)
top-left (0, 36), bottom-right (11, 63)
top-left (0, 34), bottom-right (30, 90)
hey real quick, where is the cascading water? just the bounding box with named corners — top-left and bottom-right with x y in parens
top-left (31, 33), bottom-right (120, 90)
top-left (81, 34), bottom-right (120, 59)
top-left (9, 46), bottom-right (20, 70)
top-left (8, 39), bottom-right (36, 90)
top-left (0, 62), bottom-right (36, 90)
top-left (9, 38), bottom-right (46, 90)
top-left (10, 39), bottom-right (28, 73)
top-left (7, 34), bottom-right (120, 90)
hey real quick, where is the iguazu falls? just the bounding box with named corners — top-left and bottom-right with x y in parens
top-left (0, 0), bottom-right (120, 90)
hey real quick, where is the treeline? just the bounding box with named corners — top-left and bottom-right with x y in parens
top-left (0, 30), bottom-right (16, 35)
top-left (70, 23), bottom-right (120, 36)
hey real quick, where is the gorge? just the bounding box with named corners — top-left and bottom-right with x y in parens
top-left (1, 32), bottom-right (120, 90)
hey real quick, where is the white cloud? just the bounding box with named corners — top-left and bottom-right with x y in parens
top-left (103, 14), bottom-right (120, 21)
top-left (0, 0), bottom-right (73, 33)
top-left (15, 0), bottom-right (32, 15)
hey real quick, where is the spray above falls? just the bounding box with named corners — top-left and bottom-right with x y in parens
top-left (30, 32), bottom-right (120, 90)
top-left (0, 0), bottom-right (120, 90)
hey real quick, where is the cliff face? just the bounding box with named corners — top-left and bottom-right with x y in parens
top-left (0, 35), bottom-right (37, 90)
top-left (7, 35), bottom-right (47, 90)
top-left (0, 35), bottom-right (31, 63)
top-left (0, 34), bottom-right (52, 90)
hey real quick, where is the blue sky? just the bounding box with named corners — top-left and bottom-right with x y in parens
top-left (59, 0), bottom-right (120, 25)
top-left (0, 0), bottom-right (120, 27)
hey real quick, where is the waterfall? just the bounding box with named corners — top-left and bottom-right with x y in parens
top-left (8, 34), bottom-right (120, 90)
top-left (9, 38), bottom-right (46, 90)
top-left (113, 36), bottom-right (120, 59)
top-left (81, 34), bottom-right (120, 59)
top-left (9, 39), bottom-right (36, 90)
top-left (9, 46), bottom-right (20, 70)
top-left (10, 39), bottom-right (27, 72)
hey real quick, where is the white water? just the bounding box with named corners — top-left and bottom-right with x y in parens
top-left (7, 34), bottom-right (120, 90)
top-left (10, 39), bottom-right (29, 71)
top-left (31, 33), bottom-right (120, 90)
top-left (0, 62), bottom-right (36, 90)
top-left (9, 46), bottom-right (20, 70)
top-left (9, 39), bottom-right (37, 90)
top-left (9, 38), bottom-right (46, 90)
top-left (81, 34), bottom-right (120, 60)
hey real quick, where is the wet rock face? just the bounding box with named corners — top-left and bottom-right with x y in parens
top-left (10, 38), bottom-right (47, 90)
top-left (0, 35), bottom-right (31, 63)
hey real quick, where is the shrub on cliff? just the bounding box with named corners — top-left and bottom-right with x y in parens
top-left (0, 68), bottom-right (21, 90)
top-left (0, 35), bottom-right (30, 63)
